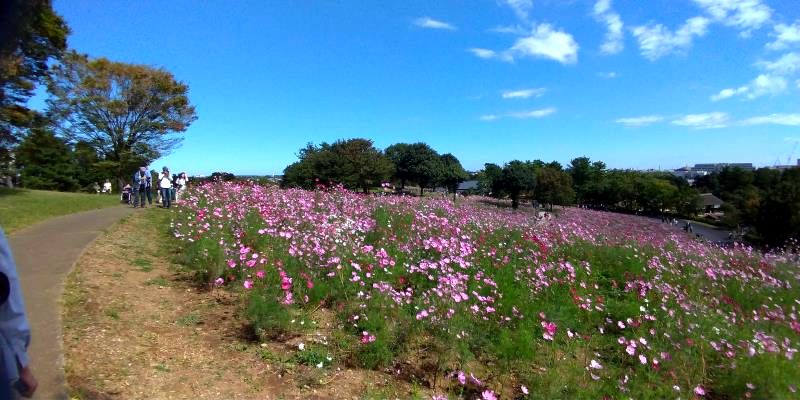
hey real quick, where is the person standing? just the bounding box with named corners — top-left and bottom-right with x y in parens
top-left (0, 229), bottom-right (38, 398)
top-left (159, 167), bottom-right (173, 208)
top-left (132, 167), bottom-right (150, 208)
top-left (175, 172), bottom-right (187, 202)
top-left (102, 180), bottom-right (112, 194)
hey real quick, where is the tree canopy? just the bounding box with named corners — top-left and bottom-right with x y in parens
top-left (15, 123), bottom-right (78, 191)
top-left (0, 0), bottom-right (69, 185)
top-left (46, 51), bottom-right (197, 185)
top-left (385, 142), bottom-right (442, 193)
top-left (282, 138), bottom-right (394, 193)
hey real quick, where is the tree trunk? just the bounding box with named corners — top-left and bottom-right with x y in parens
top-left (511, 196), bottom-right (519, 209)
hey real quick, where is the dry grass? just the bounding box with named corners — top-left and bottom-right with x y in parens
top-left (62, 209), bottom-right (424, 400)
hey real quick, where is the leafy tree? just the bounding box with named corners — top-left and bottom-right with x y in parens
top-left (46, 51), bottom-right (197, 187)
top-left (0, 0), bottom-right (69, 186)
top-left (210, 171), bottom-right (236, 181)
top-left (477, 163), bottom-right (503, 197)
top-left (15, 124), bottom-right (77, 191)
top-left (534, 166), bottom-right (574, 209)
top-left (568, 157), bottom-right (605, 206)
top-left (437, 153), bottom-right (468, 197)
top-left (385, 142), bottom-right (440, 194)
top-left (501, 160), bottom-right (536, 209)
top-left (283, 139), bottom-right (393, 193)
top-left (73, 140), bottom-right (104, 189)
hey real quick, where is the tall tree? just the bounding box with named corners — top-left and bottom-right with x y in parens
top-left (502, 160), bottom-right (536, 209)
top-left (46, 51), bottom-right (197, 187)
top-left (15, 124), bottom-right (77, 191)
top-left (534, 166), bottom-right (574, 210)
top-left (385, 142), bottom-right (440, 194)
top-left (477, 163), bottom-right (504, 197)
top-left (437, 153), bottom-right (468, 199)
top-left (0, 0), bottom-right (69, 186)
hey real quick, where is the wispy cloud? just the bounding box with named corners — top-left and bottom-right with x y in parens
top-left (597, 71), bottom-right (618, 79)
top-left (671, 112), bottom-right (730, 129)
top-left (593, 0), bottom-right (624, 55)
top-left (489, 25), bottom-right (528, 35)
top-left (758, 52), bottom-right (800, 75)
top-left (480, 107), bottom-right (557, 121)
top-left (691, 0), bottom-right (772, 36)
top-left (767, 20), bottom-right (800, 51)
top-left (711, 53), bottom-right (798, 101)
top-left (615, 115), bottom-right (664, 127)
top-left (740, 114), bottom-right (800, 126)
top-left (501, 0), bottom-right (533, 22)
top-left (632, 17), bottom-right (709, 60)
top-left (711, 74), bottom-right (788, 101)
top-left (413, 17), bottom-right (457, 31)
top-left (501, 88), bottom-right (546, 99)
top-left (467, 48), bottom-right (498, 59)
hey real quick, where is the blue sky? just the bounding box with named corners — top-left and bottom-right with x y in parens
top-left (35, 0), bottom-right (800, 174)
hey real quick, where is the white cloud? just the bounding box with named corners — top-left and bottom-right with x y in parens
top-left (502, 0), bottom-right (533, 22)
top-left (758, 52), bottom-right (800, 75)
top-left (692, 0), bottom-right (772, 34)
top-left (468, 48), bottom-right (497, 59)
top-left (480, 107), bottom-right (557, 121)
top-left (413, 17), bottom-right (457, 31)
top-left (710, 87), bottom-right (748, 101)
top-left (509, 107), bottom-right (557, 119)
top-left (509, 24), bottom-right (579, 64)
top-left (767, 21), bottom-right (800, 50)
top-left (615, 115), bottom-right (664, 127)
top-left (632, 17), bottom-right (710, 60)
top-left (597, 71), bottom-right (618, 79)
top-left (671, 112), bottom-right (730, 129)
top-left (501, 88), bottom-right (546, 99)
top-left (740, 114), bottom-right (800, 126)
top-left (593, 0), bottom-right (624, 55)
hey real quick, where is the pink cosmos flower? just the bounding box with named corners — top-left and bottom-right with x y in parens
top-left (481, 390), bottom-right (497, 400)
top-left (694, 385), bottom-right (706, 396)
top-left (589, 359), bottom-right (602, 369)
top-left (214, 277), bottom-right (224, 286)
top-left (521, 385), bottom-right (529, 395)
top-left (541, 321), bottom-right (557, 341)
top-left (243, 279), bottom-right (253, 289)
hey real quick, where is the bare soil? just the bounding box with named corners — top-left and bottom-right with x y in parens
top-left (62, 209), bottom-right (424, 400)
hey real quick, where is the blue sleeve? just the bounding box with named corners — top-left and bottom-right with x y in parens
top-left (0, 229), bottom-right (31, 381)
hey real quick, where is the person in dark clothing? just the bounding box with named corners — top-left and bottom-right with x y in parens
top-left (131, 167), bottom-right (152, 208)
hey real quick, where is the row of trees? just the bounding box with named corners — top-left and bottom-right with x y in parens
top-left (695, 167), bottom-right (800, 245)
top-left (282, 139), bottom-right (468, 195)
top-left (1, 1), bottom-right (196, 191)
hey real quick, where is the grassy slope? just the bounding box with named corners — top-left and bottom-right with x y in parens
top-left (0, 188), bottom-right (121, 233)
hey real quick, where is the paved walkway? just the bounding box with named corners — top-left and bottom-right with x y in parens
top-left (8, 206), bottom-right (133, 400)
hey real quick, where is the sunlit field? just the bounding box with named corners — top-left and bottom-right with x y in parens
top-left (172, 182), bottom-right (800, 399)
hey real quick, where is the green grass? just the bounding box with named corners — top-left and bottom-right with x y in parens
top-left (0, 188), bottom-right (121, 233)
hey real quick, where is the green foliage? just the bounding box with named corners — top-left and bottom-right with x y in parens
top-left (534, 165), bottom-right (574, 209)
top-left (501, 160), bottom-right (537, 209)
top-left (385, 142), bottom-right (443, 192)
top-left (282, 139), bottom-right (394, 193)
top-left (437, 153), bottom-right (468, 194)
top-left (15, 126), bottom-right (78, 191)
top-left (46, 51), bottom-right (197, 186)
top-left (246, 288), bottom-right (293, 339)
top-left (0, 0), bottom-right (70, 185)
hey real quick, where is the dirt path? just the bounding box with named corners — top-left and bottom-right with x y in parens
top-left (8, 206), bottom-right (134, 400)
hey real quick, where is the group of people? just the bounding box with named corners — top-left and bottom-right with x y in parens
top-left (92, 180), bottom-right (113, 194)
top-left (122, 167), bottom-right (188, 209)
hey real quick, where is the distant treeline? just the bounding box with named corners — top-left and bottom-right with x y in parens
top-left (279, 138), bottom-right (699, 212)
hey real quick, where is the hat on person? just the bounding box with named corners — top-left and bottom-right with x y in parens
top-left (139, 166), bottom-right (146, 172)
top-left (162, 166), bottom-right (169, 172)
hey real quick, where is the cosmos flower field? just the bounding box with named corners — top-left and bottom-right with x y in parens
top-left (172, 182), bottom-right (800, 399)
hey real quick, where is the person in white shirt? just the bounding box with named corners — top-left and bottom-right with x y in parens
top-left (159, 167), bottom-right (173, 208)
top-left (102, 180), bottom-right (112, 194)
top-left (175, 172), bottom-right (188, 202)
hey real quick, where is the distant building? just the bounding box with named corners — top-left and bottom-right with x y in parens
top-left (770, 159), bottom-right (800, 171)
top-left (456, 180), bottom-right (479, 193)
top-left (699, 193), bottom-right (724, 213)
top-left (672, 162), bottom-right (754, 185)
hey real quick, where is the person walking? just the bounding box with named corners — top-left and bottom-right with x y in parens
top-left (0, 229), bottom-right (38, 399)
top-left (159, 167), bottom-right (173, 209)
